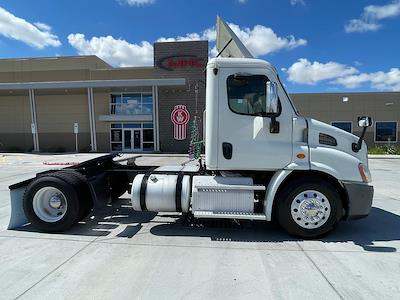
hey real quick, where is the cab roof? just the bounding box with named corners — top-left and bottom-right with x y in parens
top-left (208, 57), bottom-right (276, 72)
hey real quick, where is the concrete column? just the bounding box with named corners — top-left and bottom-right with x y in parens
top-left (87, 88), bottom-right (97, 152)
top-left (28, 89), bottom-right (40, 152)
top-left (152, 86), bottom-right (160, 151)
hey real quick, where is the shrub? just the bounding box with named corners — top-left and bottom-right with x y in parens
top-left (369, 145), bottom-right (400, 155)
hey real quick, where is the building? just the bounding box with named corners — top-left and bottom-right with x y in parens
top-left (0, 40), bottom-right (398, 153)
top-left (0, 41), bottom-right (207, 153)
top-left (292, 92), bottom-right (400, 146)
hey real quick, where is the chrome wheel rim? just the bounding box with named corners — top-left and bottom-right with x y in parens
top-left (291, 190), bottom-right (331, 229)
top-left (32, 187), bottom-right (67, 222)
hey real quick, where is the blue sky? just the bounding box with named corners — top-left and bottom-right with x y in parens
top-left (0, 0), bottom-right (399, 92)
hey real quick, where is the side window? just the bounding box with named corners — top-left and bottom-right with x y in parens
top-left (375, 121), bottom-right (397, 142)
top-left (227, 75), bottom-right (269, 115)
top-left (332, 122), bottom-right (352, 133)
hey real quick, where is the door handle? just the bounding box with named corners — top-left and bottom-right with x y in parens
top-left (222, 142), bottom-right (233, 159)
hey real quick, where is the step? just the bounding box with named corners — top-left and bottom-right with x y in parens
top-left (195, 184), bottom-right (266, 191)
top-left (193, 211), bottom-right (266, 220)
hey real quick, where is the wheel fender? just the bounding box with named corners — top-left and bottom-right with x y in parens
top-left (264, 169), bottom-right (292, 221)
top-left (8, 186), bottom-right (29, 229)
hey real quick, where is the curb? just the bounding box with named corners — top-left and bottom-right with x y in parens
top-left (369, 155), bottom-right (400, 159)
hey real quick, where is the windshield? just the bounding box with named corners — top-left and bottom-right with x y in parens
top-left (277, 74), bottom-right (299, 116)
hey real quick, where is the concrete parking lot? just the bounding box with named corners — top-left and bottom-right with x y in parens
top-left (0, 154), bottom-right (399, 300)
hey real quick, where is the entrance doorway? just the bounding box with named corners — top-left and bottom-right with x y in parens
top-left (123, 129), bottom-right (142, 151)
top-left (110, 123), bottom-right (154, 152)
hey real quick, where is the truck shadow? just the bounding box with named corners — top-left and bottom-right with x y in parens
top-left (150, 207), bottom-right (400, 253)
top-left (13, 198), bottom-right (400, 253)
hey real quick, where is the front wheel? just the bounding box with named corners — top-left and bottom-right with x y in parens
top-left (276, 178), bottom-right (343, 239)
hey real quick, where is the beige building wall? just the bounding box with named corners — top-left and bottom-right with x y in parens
top-left (0, 56), bottom-right (157, 152)
top-left (93, 91), bottom-right (111, 152)
top-left (0, 93), bottom-right (32, 151)
top-left (35, 92), bottom-right (91, 152)
top-left (291, 92), bottom-right (400, 146)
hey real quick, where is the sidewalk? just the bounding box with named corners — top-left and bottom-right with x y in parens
top-left (369, 154), bottom-right (400, 159)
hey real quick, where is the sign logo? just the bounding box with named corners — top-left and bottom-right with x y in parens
top-left (171, 105), bottom-right (190, 140)
top-left (157, 55), bottom-right (203, 71)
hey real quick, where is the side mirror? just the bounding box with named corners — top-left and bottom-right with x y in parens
top-left (266, 81), bottom-right (279, 115)
top-left (358, 116), bottom-right (372, 128)
top-left (353, 116), bottom-right (372, 152)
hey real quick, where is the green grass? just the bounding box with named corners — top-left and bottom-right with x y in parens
top-left (369, 145), bottom-right (400, 155)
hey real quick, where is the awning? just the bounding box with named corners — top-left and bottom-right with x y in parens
top-left (0, 78), bottom-right (186, 90)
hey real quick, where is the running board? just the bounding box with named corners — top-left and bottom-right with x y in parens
top-left (195, 185), bottom-right (265, 191)
top-left (193, 211), bottom-right (267, 220)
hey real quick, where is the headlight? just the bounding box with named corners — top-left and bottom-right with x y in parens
top-left (358, 163), bottom-right (372, 183)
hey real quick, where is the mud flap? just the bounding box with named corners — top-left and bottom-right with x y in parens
top-left (8, 186), bottom-right (29, 229)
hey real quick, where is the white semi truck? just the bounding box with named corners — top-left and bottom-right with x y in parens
top-left (8, 18), bottom-right (373, 238)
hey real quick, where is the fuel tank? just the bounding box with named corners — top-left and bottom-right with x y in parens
top-left (131, 174), bottom-right (191, 213)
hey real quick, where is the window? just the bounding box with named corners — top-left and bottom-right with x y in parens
top-left (375, 121), bottom-right (397, 142)
top-left (227, 75), bottom-right (269, 115)
top-left (110, 93), bottom-right (153, 115)
top-left (332, 122), bottom-right (352, 133)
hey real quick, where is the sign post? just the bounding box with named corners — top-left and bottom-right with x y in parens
top-left (74, 123), bottom-right (79, 153)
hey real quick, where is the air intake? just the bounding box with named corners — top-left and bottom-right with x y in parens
top-left (319, 133), bottom-right (337, 146)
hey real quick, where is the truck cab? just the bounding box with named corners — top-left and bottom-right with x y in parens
top-left (203, 56), bottom-right (373, 237)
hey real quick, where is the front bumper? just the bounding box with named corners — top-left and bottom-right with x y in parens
top-left (342, 181), bottom-right (374, 220)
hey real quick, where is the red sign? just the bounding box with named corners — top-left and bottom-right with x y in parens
top-left (171, 105), bottom-right (190, 140)
top-left (157, 55), bottom-right (203, 71)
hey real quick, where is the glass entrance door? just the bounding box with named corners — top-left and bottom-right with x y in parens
top-left (123, 130), bottom-right (132, 151)
top-left (133, 129), bottom-right (142, 150)
top-left (122, 129), bottom-right (142, 151)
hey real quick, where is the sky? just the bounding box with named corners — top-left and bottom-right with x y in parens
top-left (0, 0), bottom-right (399, 93)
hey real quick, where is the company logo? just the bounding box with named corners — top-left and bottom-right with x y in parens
top-left (171, 105), bottom-right (190, 140)
top-left (157, 55), bottom-right (204, 71)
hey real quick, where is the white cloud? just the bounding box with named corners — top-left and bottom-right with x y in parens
top-left (345, 0), bottom-right (400, 33)
top-left (156, 23), bottom-right (306, 58)
top-left (0, 6), bottom-right (61, 49)
top-left (68, 23), bottom-right (305, 66)
top-left (238, 0), bottom-right (248, 3)
top-left (334, 68), bottom-right (400, 91)
top-left (157, 27), bottom-right (216, 43)
top-left (286, 58), bottom-right (357, 85)
top-left (345, 19), bottom-right (381, 33)
top-left (34, 22), bottom-right (51, 32)
top-left (67, 34), bottom-right (153, 67)
top-left (364, 1), bottom-right (400, 19)
top-left (118, 0), bottom-right (155, 6)
top-left (290, 0), bottom-right (305, 6)
top-left (286, 58), bottom-right (400, 91)
top-left (226, 23), bottom-right (307, 57)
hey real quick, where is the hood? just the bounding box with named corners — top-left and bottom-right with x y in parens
top-left (307, 118), bottom-right (369, 166)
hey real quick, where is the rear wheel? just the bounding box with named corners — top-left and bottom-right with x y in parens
top-left (23, 176), bottom-right (80, 232)
top-left (48, 171), bottom-right (93, 221)
top-left (276, 178), bottom-right (343, 238)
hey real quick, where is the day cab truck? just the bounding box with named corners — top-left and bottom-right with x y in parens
top-left (8, 18), bottom-right (374, 239)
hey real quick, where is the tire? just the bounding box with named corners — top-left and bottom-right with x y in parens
top-left (276, 177), bottom-right (343, 239)
top-left (23, 176), bottom-right (80, 232)
top-left (48, 171), bottom-right (93, 221)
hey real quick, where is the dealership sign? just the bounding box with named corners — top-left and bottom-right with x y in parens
top-left (171, 105), bottom-right (190, 140)
top-left (157, 55), bottom-right (204, 71)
